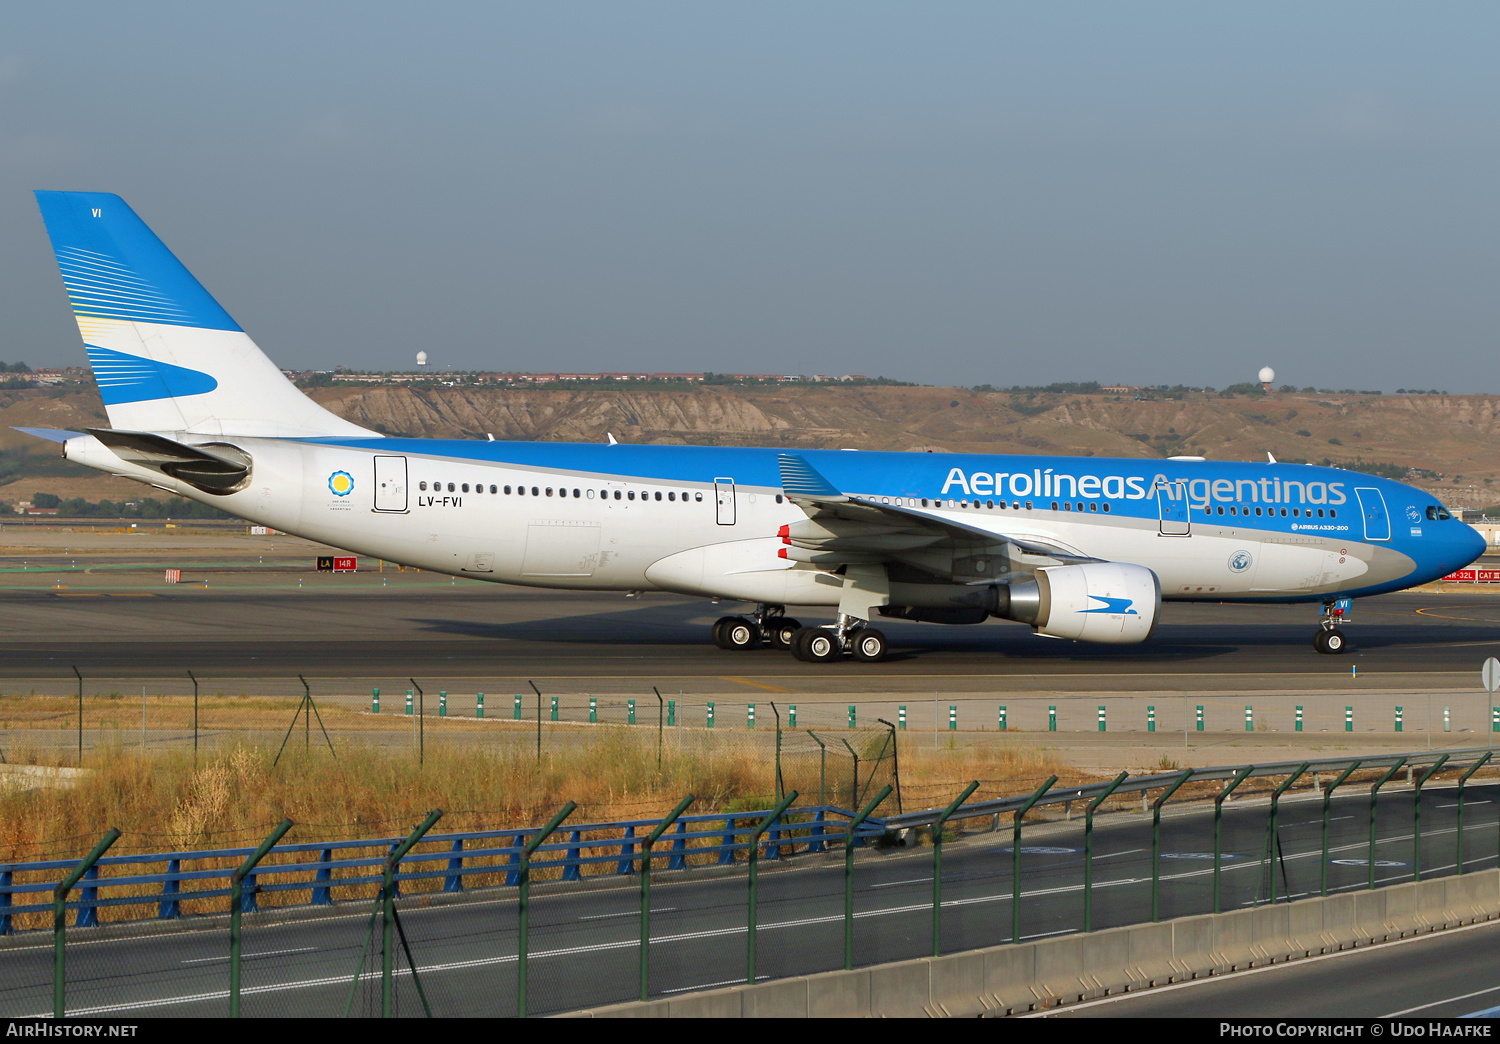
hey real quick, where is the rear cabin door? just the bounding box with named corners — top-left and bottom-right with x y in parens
top-left (373, 455), bottom-right (408, 512)
top-left (1355, 487), bottom-right (1391, 541)
top-left (714, 477), bottom-right (736, 525)
top-left (1156, 480), bottom-right (1190, 536)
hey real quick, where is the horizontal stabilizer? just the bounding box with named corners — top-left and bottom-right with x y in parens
top-left (12, 426), bottom-right (83, 443)
top-left (86, 428), bottom-right (251, 494)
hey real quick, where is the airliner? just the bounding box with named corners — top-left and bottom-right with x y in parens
top-left (19, 191), bottom-right (1486, 663)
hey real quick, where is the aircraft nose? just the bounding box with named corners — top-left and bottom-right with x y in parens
top-left (1463, 523), bottom-right (1489, 565)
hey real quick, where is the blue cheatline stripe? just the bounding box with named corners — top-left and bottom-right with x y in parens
top-left (84, 345), bottom-right (219, 405)
top-left (1465, 1004), bottom-right (1500, 1018)
top-left (34, 191), bottom-right (242, 332)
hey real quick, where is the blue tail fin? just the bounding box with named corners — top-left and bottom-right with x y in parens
top-left (34, 191), bottom-right (374, 438)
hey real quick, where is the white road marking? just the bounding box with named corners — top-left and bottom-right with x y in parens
top-left (1386, 983), bottom-right (1500, 1017)
top-left (180, 946), bottom-right (315, 965)
top-left (579, 908), bottom-right (674, 920)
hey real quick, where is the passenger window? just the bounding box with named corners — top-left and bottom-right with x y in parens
top-left (628, 491), bottom-right (635, 501)
top-left (1050, 501), bottom-right (1059, 511)
top-left (490, 485), bottom-right (497, 494)
top-left (1089, 503), bottom-right (1097, 512)
top-left (462, 483), bottom-right (470, 493)
top-left (668, 491), bottom-right (676, 501)
top-left (531, 486), bottom-right (539, 496)
top-left (615, 490), bottom-right (622, 500)
top-left (1101, 503), bottom-right (1110, 513)
top-left (1025, 501), bottom-right (1033, 510)
top-left (1317, 508), bottom-right (1325, 517)
top-left (1329, 509), bottom-right (1336, 518)
top-left (655, 491), bottom-right (662, 501)
top-left (694, 492), bottom-right (702, 502)
top-left (447, 483), bottom-right (455, 493)
top-left (574, 488), bottom-right (581, 498)
top-left (546, 487), bottom-right (554, 497)
top-left (775, 494), bottom-right (783, 504)
top-left (419, 481), bottom-right (427, 491)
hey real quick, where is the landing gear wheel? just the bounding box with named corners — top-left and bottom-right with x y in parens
top-left (723, 618), bottom-right (761, 650)
top-left (795, 627), bottom-right (842, 663)
top-left (768, 618), bottom-right (802, 649)
top-left (712, 616), bottom-right (739, 649)
top-left (850, 628), bottom-right (888, 663)
top-left (1314, 628), bottom-right (1348, 655)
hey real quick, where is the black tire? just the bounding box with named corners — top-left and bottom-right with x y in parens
top-left (712, 616), bottom-right (738, 649)
top-left (850, 627), bottom-right (888, 663)
top-left (768, 618), bottom-right (802, 649)
top-left (724, 617), bottom-right (761, 650)
top-left (801, 628), bottom-right (842, 663)
top-left (791, 627), bottom-right (815, 662)
top-left (1314, 628), bottom-right (1349, 654)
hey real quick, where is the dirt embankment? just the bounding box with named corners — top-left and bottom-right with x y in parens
top-left (5, 384), bottom-right (1500, 508)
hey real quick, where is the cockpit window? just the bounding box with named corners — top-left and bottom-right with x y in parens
top-left (1427, 506), bottom-right (1438, 521)
top-left (1427, 505), bottom-right (1452, 521)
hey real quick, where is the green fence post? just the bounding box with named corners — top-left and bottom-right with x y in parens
top-left (844, 786), bottom-right (892, 970)
top-left (1369, 760), bottom-right (1406, 890)
top-left (898, 705), bottom-right (906, 730)
top-left (932, 781), bottom-right (980, 956)
top-left (1321, 761), bottom-right (1362, 897)
top-left (476, 692), bottom-right (484, 719)
top-left (53, 828), bottom-right (121, 1018)
top-left (1147, 705), bottom-right (1155, 733)
top-left (998, 706), bottom-right (1007, 731)
top-left (640, 795), bottom-right (694, 1001)
top-left (589, 696), bottom-right (597, 724)
top-left (848, 704), bottom-right (856, 728)
top-left (513, 694), bottom-right (522, 720)
top-left (230, 818), bottom-right (293, 1017)
top-left (948, 705), bottom-right (957, 731)
top-left (1444, 707), bottom-right (1451, 733)
top-left (1098, 705), bottom-right (1106, 732)
top-left (380, 809), bottom-right (441, 1018)
top-left (788, 704), bottom-right (796, 728)
top-left (1151, 770), bottom-right (1195, 921)
top-left (439, 691), bottom-right (446, 718)
top-left (1266, 764), bottom-right (1309, 906)
top-left (372, 687), bottom-right (380, 714)
top-left (406, 689), bottom-right (413, 715)
top-left (550, 695), bottom-right (558, 722)
top-left (748, 703), bottom-right (755, 729)
top-left (1295, 705), bottom-right (1303, 732)
top-left (1395, 706), bottom-right (1403, 733)
top-left (808, 731), bottom-right (827, 805)
top-left (1197, 704), bottom-right (1204, 732)
top-left (519, 802), bottom-right (575, 1018)
top-left (1049, 705), bottom-right (1056, 731)
top-left (1245, 705), bottom-right (1253, 732)
top-left (748, 791), bottom-right (799, 984)
top-left (1011, 776), bottom-right (1058, 944)
top-left (706, 702), bottom-right (714, 728)
top-left (1084, 772), bottom-right (1129, 932)
top-left (1346, 706), bottom-right (1354, 732)
top-left (628, 698), bottom-right (636, 725)
top-left (1215, 767), bottom-right (1254, 913)
top-left (1413, 755), bottom-right (1449, 882)
top-left (1456, 753), bottom-right (1491, 874)
top-left (667, 699), bottom-right (676, 727)
top-left (1492, 707), bottom-right (1499, 733)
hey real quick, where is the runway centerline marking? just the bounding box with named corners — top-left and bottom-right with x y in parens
top-left (721, 676), bottom-right (792, 693)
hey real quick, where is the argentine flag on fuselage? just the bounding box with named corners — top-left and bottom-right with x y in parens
top-left (34, 191), bottom-right (374, 438)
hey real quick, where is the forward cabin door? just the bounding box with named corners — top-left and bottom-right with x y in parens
top-left (373, 455), bottom-right (408, 512)
top-left (715, 477), bottom-right (736, 525)
top-left (1355, 487), bottom-right (1391, 541)
top-left (1156, 480), bottom-right (1190, 536)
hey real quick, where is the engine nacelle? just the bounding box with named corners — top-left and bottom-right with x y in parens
top-left (1006, 562), bottom-right (1160, 644)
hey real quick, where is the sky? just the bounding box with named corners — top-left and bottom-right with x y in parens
top-left (2, 3), bottom-right (1498, 391)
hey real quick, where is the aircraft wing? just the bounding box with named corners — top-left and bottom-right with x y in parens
top-left (777, 454), bottom-right (1094, 582)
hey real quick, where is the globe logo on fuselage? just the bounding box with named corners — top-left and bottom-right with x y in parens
top-left (328, 471), bottom-right (354, 497)
top-left (1228, 550), bottom-right (1253, 573)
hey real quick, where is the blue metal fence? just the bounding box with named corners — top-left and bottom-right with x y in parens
top-left (0, 804), bottom-right (881, 935)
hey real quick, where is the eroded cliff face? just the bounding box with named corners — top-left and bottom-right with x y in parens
top-left (6, 384), bottom-right (1500, 507)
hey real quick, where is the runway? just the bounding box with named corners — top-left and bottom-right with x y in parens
top-left (2, 576), bottom-right (1500, 694)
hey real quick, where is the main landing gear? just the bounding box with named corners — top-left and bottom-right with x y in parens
top-left (710, 606), bottom-right (888, 662)
top-left (712, 605), bottom-right (802, 651)
top-left (1314, 599), bottom-right (1350, 655)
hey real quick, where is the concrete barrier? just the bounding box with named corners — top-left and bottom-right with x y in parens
top-left (563, 869), bottom-right (1500, 1018)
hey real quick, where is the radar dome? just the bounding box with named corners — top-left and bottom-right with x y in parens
top-left (1258, 366), bottom-right (1275, 384)
top-left (416, 351), bottom-right (428, 366)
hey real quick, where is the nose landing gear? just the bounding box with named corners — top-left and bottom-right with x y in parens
top-left (1314, 598), bottom-right (1352, 654)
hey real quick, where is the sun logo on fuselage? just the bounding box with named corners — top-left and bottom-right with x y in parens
top-left (328, 471), bottom-right (354, 497)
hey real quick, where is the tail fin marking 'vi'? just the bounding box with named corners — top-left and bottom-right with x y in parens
top-left (34, 191), bottom-right (376, 439)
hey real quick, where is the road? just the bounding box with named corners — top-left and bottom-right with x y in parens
top-left (2, 782), bottom-right (1495, 1017)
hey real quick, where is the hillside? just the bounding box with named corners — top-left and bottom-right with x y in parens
top-left (5, 383), bottom-right (1500, 510)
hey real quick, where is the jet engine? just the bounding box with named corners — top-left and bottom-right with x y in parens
top-left (1004, 562), bottom-right (1160, 644)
